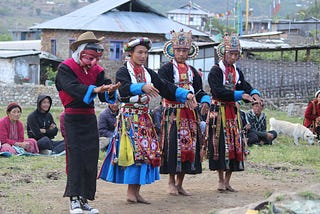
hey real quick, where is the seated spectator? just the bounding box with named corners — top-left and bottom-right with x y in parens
top-left (304, 89), bottom-right (320, 142)
top-left (0, 102), bottom-right (39, 155)
top-left (97, 103), bottom-right (119, 151)
top-left (27, 94), bottom-right (65, 154)
top-left (246, 101), bottom-right (277, 146)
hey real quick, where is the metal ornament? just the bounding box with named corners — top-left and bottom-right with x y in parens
top-left (163, 41), bottom-right (199, 60)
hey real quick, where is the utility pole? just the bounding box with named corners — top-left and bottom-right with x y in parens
top-left (188, 0), bottom-right (191, 26)
top-left (245, 0), bottom-right (249, 32)
top-left (226, 0), bottom-right (229, 29)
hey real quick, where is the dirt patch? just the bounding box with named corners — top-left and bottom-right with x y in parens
top-left (0, 161), bottom-right (319, 214)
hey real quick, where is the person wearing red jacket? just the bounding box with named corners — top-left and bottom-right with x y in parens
top-left (304, 90), bottom-right (320, 142)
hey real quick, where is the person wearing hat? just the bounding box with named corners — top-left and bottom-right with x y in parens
top-left (0, 102), bottom-right (39, 155)
top-left (303, 89), bottom-right (320, 142)
top-left (98, 36), bottom-right (196, 204)
top-left (157, 29), bottom-right (210, 196)
top-left (55, 31), bottom-right (120, 214)
top-left (246, 101), bottom-right (277, 146)
top-left (207, 32), bottom-right (262, 192)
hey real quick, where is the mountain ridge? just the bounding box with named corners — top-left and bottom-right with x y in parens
top-left (0, 0), bottom-right (311, 35)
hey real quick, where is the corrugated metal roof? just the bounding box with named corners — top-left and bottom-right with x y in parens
top-left (240, 39), bottom-right (290, 49)
top-left (30, 0), bottom-right (209, 37)
top-left (0, 50), bottom-right (41, 58)
top-left (167, 8), bottom-right (208, 15)
top-left (0, 40), bottom-right (41, 51)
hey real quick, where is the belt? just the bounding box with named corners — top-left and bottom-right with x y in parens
top-left (164, 103), bottom-right (186, 108)
top-left (120, 107), bottom-right (148, 114)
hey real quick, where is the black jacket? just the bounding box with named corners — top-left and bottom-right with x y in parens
top-left (27, 94), bottom-right (58, 140)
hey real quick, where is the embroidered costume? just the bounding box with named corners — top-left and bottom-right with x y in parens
top-left (99, 61), bottom-right (191, 184)
top-left (158, 60), bottom-right (210, 174)
top-left (207, 33), bottom-right (260, 172)
top-left (157, 30), bottom-right (210, 175)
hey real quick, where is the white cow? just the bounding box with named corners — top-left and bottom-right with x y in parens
top-left (269, 117), bottom-right (315, 145)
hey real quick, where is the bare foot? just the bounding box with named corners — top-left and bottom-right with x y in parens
top-left (176, 186), bottom-right (192, 196)
top-left (126, 194), bottom-right (137, 204)
top-left (169, 183), bottom-right (178, 196)
top-left (136, 194), bottom-right (151, 204)
top-left (217, 182), bottom-right (226, 192)
top-left (225, 185), bottom-right (238, 192)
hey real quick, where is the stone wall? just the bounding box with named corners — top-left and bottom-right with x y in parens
top-left (0, 83), bottom-right (62, 108)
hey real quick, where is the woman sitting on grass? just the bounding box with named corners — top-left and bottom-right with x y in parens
top-left (0, 102), bottom-right (39, 155)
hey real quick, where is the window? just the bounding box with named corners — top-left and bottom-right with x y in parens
top-left (50, 39), bottom-right (56, 55)
top-left (109, 41), bottom-right (122, 60)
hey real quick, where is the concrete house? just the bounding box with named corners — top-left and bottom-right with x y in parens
top-left (0, 50), bottom-right (41, 84)
top-left (167, 2), bottom-right (209, 31)
top-left (0, 40), bottom-right (63, 85)
top-left (30, 0), bottom-right (212, 80)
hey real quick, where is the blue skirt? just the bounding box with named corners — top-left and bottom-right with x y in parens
top-left (99, 142), bottom-right (160, 184)
top-left (98, 114), bottom-right (160, 185)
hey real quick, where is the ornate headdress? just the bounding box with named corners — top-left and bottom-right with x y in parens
top-left (216, 32), bottom-right (241, 59)
top-left (163, 29), bottom-right (199, 60)
top-left (124, 37), bottom-right (152, 52)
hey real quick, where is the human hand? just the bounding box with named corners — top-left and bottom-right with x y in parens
top-left (142, 83), bottom-right (159, 98)
top-left (16, 142), bottom-right (30, 150)
top-left (185, 94), bottom-right (197, 109)
top-left (40, 128), bottom-right (46, 133)
top-left (241, 93), bottom-right (253, 102)
top-left (107, 82), bottom-right (121, 93)
top-left (244, 124), bottom-right (251, 130)
top-left (266, 132), bottom-right (274, 140)
top-left (252, 94), bottom-right (262, 104)
top-left (94, 82), bottom-right (121, 93)
top-left (49, 123), bottom-right (56, 129)
top-left (200, 102), bottom-right (209, 116)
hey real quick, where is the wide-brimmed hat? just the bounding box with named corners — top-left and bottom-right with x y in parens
top-left (70, 31), bottom-right (105, 51)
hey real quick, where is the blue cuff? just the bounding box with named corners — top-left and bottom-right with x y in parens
top-left (200, 95), bottom-right (211, 104)
top-left (250, 89), bottom-right (261, 97)
top-left (130, 83), bottom-right (145, 95)
top-left (105, 91), bottom-right (118, 104)
top-left (83, 85), bottom-right (97, 104)
top-left (175, 88), bottom-right (190, 103)
top-left (234, 90), bottom-right (244, 101)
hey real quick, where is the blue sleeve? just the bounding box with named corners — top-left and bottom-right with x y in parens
top-left (175, 88), bottom-right (190, 103)
top-left (83, 85), bottom-right (97, 104)
top-left (130, 83), bottom-right (146, 95)
top-left (200, 95), bottom-right (211, 104)
top-left (105, 91), bottom-right (118, 104)
top-left (250, 89), bottom-right (261, 97)
top-left (234, 90), bottom-right (244, 101)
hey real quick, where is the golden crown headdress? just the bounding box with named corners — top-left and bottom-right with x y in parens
top-left (163, 29), bottom-right (199, 60)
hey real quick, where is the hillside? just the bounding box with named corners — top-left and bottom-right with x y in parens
top-left (0, 0), bottom-right (313, 35)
